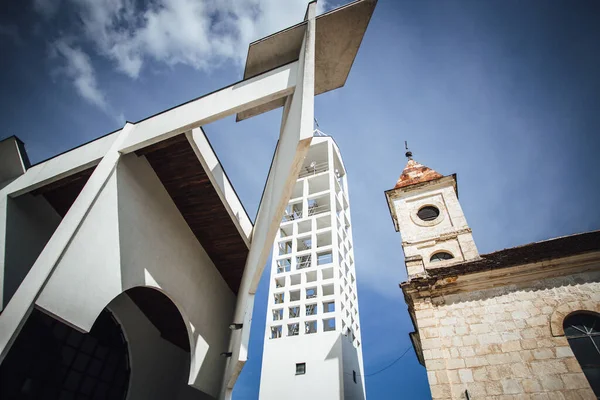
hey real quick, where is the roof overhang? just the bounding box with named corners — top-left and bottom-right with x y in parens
top-left (236, 0), bottom-right (377, 121)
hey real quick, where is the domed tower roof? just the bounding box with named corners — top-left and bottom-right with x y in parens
top-left (394, 158), bottom-right (443, 189)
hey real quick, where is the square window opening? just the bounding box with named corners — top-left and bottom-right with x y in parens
top-left (306, 270), bottom-right (317, 283)
top-left (322, 284), bottom-right (334, 296)
top-left (289, 290), bottom-right (300, 302)
top-left (278, 240), bottom-right (292, 255)
top-left (277, 258), bottom-right (291, 274)
top-left (317, 251), bottom-right (333, 266)
top-left (306, 303), bottom-right (317, 316)
top-left (295, 362), bottom-right (306, 375)
top-left (290, 274), bottom-right (301, 286)
top-left (272, 309), bottom-right (283, 321)
top-left (289, 306), bottom-right (300, 319)
top-left (298, 220), bottom-right (312, 235)
top-left (306, 287), bottom-right (317, 300)
top-left (323, 318), bottom-right (336, 332)
top-left (305, 320), bottom-right (317, 334)
top-left (274, 293), bottom-right (284, 304)
top-left (271, 326), bottom-right (282, 339)
top-left (322, 267), bottom-right (334, 280)
top-left (296, 254), bottom-right (312, 270)
top-left (288, 323), bottom-right (299, 336)
top-left (317, 232), bottom-right (332, 248)
top-left (316, 216), bottom-right (331, 230)
top-left (324, 301), bottom-right (335, 313)
top-left (274, 277), bottom-right (285, 288)
top-left (297, 236), bottom-right (312, 252)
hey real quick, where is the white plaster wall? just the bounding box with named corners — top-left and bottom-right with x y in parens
top-left (2, 194), bottom-right (61, 309)
top-left (108, 293), bottom-right (212, 400)
top-left (341, 335), bottom-right (366, 400)
top-left (259, 332), bottom-right (343, 400)
top-left (0, 137), bottom-right (26, 187)
top-left (36, 153), bottom-right (235, 398)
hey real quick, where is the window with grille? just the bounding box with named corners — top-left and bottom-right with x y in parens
top-left (564, 312), bottom-right (600, 396)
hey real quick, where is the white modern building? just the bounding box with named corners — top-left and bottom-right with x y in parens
top-left (259, 134), bottom-right (366, 400)
top-left (0, 1), bottom-right (376, 399)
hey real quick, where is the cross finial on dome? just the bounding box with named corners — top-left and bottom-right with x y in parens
top-left (404, 141), bottom-right (413, 160)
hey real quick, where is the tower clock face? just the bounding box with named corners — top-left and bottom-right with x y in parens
top-left (417, 205), bottom-right (440, 222)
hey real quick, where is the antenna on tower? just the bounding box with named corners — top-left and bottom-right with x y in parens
top-left (313, 118), bottom-right (327, 137)
top-left (405, 141), bottom-right (413, 160)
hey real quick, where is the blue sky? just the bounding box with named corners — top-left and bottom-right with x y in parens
top-left (2, 0), bottom-right (600, 398)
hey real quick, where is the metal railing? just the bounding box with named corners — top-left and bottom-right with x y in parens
top-left (296, 256), bottom-right (312, 270)
top-left (299, 161), bottom-right (328, 178)
top-left (282, 210), bottom-right (303, 222)
top-left (308, 204), bottom-right (330, 217)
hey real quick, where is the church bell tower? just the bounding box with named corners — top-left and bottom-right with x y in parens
top-left (384, 148), bottom-right (479, 279)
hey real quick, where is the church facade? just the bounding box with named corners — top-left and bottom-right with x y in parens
top-left (385, 153), bottom-right (600, 400)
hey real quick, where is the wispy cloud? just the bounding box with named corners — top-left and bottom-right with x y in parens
top-left (39, 0), bottom-right (327, 78)
top-left (51, 39), bottom-right (123, 124)
top-left (34, 0), bottom-right (325, 120)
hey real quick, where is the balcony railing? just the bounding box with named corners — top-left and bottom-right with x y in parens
top-left (308, 204), bottom-right (330, 217)
top-left (299, 161), bottom-right (328, 178)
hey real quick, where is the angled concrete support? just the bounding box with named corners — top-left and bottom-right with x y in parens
top-left (221, 2), bottom-right (317, 398)
top-left (0, 123), bottom-right (134, 363)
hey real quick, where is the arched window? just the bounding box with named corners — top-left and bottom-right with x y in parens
top-left (563, 312), bottom-right (600, 397)
top-left (430, 252), bottom-right (454, 263)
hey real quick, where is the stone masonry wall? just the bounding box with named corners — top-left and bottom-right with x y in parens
top-left (414, 272), bottom-right (600, 400)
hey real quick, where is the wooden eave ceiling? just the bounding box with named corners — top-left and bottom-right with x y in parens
top-left (31, 167), bottom-right (96, 218)
top-left (137, 135), bottom-right (249, 294)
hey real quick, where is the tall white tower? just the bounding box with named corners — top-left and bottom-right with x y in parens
top-left (259, 134), bottom-right (365, 400)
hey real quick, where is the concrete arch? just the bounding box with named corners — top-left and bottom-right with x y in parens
top-left (549, 301), bottom-right (600, 337)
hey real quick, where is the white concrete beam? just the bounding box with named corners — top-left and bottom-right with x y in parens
top-left (1, 132), bottom-right (119, 198)
top-left (221, 2), bottom-right (317, 397)
top-left (119, 62), bottom-right (298, 155)
top-left (0, 124), bottom-right (133, 363)
top-left (186, 128), bottom-right (253, 247)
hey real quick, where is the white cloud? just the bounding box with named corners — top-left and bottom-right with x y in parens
top-left (52, 39), bottom-right (122, 123)
top-left (54, 0), bottom-right (327, 78)
top-left (38, 0), bottom-right (326, 119)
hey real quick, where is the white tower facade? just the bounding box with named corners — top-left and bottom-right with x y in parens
top-left (259, 135), bottom-right (365, 400)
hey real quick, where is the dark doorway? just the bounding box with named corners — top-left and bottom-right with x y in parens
top-left (0, 308), bottom-right (130, 400)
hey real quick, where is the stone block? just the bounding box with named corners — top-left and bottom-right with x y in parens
top-left (521, 339), bottom-right (537, 350)
top-left (430, 384), bottom-right (451, 399)
top-left (447, 370), bottom-right (460, 384)
top-left (471, 323), bottom-right (490, 334)
top-left (459, 346), bottom-right (475, 358)
top-left (502, 340), bottom-right (522, 352)
top-left (426, 359), bottom-right (445, 371)
top-left (468, 382), bottom-right (488, 396)
top-left (510, 363), bottom-right (531, 378)
top-left (512, 310), bottom-right (530, 320)
top-left (465, 356), bottom-right (488, 368)
top-left (555, 346), bottom-right (573, 358)
top-left (427, 371), bottom-right (437, 385)
top-left (522, 378), bottom-right (542, 393)
top-left (540, 375), bottom-right (565, 391)
top-left (459, 368), bottom-right (474, 383)
top-left (487, 353), bottom-right (512, 365)
top-left (562, 373), bottom-right (591, 390)
top-left (446, 358), bottom-right (465, 370)
top-left (533, 348), bottom-right (555, 360)
top-left (488, 365), bottom-right (513, 380)
top-left (487, 381), bottom-right (504, 395)
top-left (472, 366), bottom-right (488, 381)
top-left (435, 370), bottom-right (449, 384)
top-left (502, 379), bottom-right (524, 395)
top-left (530, 360), bottom-right (567, 376)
